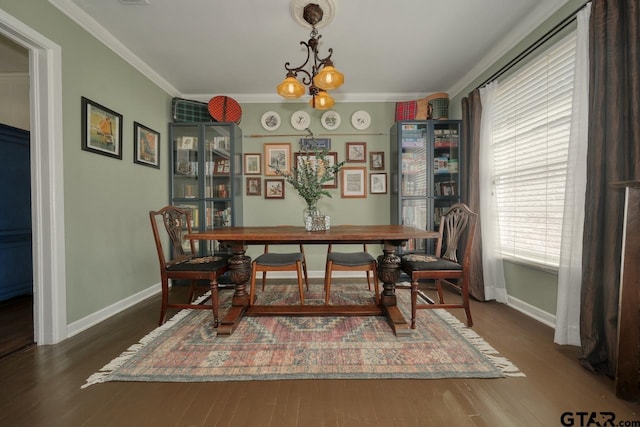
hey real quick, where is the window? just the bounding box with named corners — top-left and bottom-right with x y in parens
top-left (492, 33), bottom-right (577, 268)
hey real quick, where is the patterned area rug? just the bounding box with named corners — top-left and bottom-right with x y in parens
top-left (83, 284), bottom-right (523, 388)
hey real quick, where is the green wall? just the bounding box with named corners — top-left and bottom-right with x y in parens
top-left (1, 0), bottom-right (577, 327)
top-left (239, 102), bottom-right (396, 270)
top-left (0, 0), bottom-right (172, 323)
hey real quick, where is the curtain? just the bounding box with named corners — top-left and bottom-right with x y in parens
top-left (479, 82), bottom-right (508, 303)
top-left (581, 0), bottom-right (640, 376)
top-left (461, 89), bottom-right (486, 301)
top-left (554, 3), bottom-right (591, 346)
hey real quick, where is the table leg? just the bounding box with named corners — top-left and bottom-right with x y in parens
top-left (377, 244), bottom-right (411, 336)
top-left (217, 246), bottom-right (251, 335)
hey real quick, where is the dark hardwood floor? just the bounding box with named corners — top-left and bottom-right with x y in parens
top-left (0, 295), bottom-right (34, 358)
top-left (0, 280), bottom-right (637, 426)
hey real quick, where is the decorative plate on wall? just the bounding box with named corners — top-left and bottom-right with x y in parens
top-left (261, 111), bottom-right (281, 131)
top-left (291, 110), bottom-right (311, 131)
top-left (321, 110), bottom-right (341, 131)
top-left (351, 110), bottom-right (371, 130)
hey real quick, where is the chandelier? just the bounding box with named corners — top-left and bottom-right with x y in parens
top-left (277, 2), bottom-right (344, 109)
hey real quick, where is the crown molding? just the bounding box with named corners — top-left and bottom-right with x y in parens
top-left (448, 0), bottom-right (567, 99)
top-left (185, 92), bottom-right (429, 104)
top-left (48, 0), bottom-right (180, 97)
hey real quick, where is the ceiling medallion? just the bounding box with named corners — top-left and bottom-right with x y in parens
top-left (291, 0), bottom-right (335, 29)
top-left (278, 1), bottom-right (344, 110)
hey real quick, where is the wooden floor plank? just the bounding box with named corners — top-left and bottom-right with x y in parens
top-left (0, 280), bottom-right (638, 426)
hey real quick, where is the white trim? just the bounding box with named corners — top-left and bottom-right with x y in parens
top-left (185, 92), bottom-right (431, 104)
top-left (0, 9), bottom-right (67, 345)
top-left (67, 283), bottom-right (161, 338)
top-left (506, 295), bottom-right (556, 329)
top-left (49, 0), bottom-right (179, 97)
top-left (448, 0), bottom-right (568, 98)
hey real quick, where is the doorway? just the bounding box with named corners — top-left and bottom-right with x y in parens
top-left (0, 9), bottom-right (67, 346)
top-left (0, 36), bottom-right (32, 357)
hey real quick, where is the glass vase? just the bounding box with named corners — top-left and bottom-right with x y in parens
top-left (303, 204), bottom-right (321, 225)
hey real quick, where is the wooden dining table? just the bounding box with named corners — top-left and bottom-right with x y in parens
top-left (185, 224), bottom-right (438, 336)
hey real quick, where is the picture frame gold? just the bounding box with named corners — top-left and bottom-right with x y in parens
top-left (243, 153), bottom-right (262, 175)
top-left (294, 151), bottom-right (339, 189)
top-left (264, 143), bottom-right (292, 176)
top-left (341, 166), bottom-right (367, 198)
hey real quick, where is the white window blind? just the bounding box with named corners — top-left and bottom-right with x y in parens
top-left (492, 33), bottom-right (577, 268)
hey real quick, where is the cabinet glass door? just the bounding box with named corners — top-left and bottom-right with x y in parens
top-left (172, 125), bottom-right (199, 200)
top-left (432, 122), bottom-right (460, 229)
top-left (400, 199), bottom-right (428, 253)
top-left (203, 125), bottom-right (232, 202)
top-left (400, 123), bottom-right (428, 197)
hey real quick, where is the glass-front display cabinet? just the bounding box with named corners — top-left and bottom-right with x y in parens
top-left (169, 122), bottom-right (243, 255)
top-left (390, 120), bottom-right (462, 254)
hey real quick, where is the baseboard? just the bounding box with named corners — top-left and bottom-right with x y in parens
top-left (506, 295), bottom-right (556, 329)
top-left (65, 270), bottom-right (352, 338)
top-left (68, 272), bottom-right (545, 340)
top-left (66, 282), bottom-right (161, 338)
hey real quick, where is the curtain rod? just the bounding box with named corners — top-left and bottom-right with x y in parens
top-left (476, 1), bottom-right (590, 89)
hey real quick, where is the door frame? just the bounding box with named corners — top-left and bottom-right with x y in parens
top-left (0, 10), bottom-right (67, 345)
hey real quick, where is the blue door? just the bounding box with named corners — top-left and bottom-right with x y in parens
top-left (0, 124), bottom-right (32, 301)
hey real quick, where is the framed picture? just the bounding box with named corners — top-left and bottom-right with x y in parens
top-left (341, 166), bottom-right (367, 198)
top-left (244, 153), bottom-right (261, 175)
top-left (81, 96), bottom-right (123, 159)
top-left (299, 137), bottom-right (331, 151)
top-left (369, 151), bottom-right (384, 170)
top-left (264, 178), bottom-right (285, 199)
top-left (133, 122), bottom-right (160, 169)
top-left (346, 142), bottom-right (366, 163)
top-left (264, 143), bottom-right (292, 176)
top-left (294, 151), bottom-right (339, 189)
top-left (214, 158), bottom-right (230, 175)
top-left (246, 177), bottom-right (262, 196)
top-left (177, 136), bottom-right (195, 150)
top-left (439, 181), bottom-right (457, 196)
top-left (370, 173), bottom-right (387, 194)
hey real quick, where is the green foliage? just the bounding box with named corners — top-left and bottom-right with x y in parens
top-left (271, 129), bottom-right (345, 207)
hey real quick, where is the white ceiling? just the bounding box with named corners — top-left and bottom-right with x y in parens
top-left (22, 0), bottom-right (568, 103)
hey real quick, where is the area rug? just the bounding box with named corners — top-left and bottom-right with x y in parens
top-left (82, 284), bottom-right (523, 388)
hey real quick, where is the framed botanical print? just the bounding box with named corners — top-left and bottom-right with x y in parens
top-left (244, 153), bottom-right (261, 175)
top-left (246, 177), bottom-right (262, 196)
top-left (81, 96), bottom-right (123, 159)
top-left (264, 143), bottom-right (291, 176)
top-left (294, 151), bottom-right (339, 189)
top-left (369, 151), bottom-right (384, 170)
top-left (370, 173), bottom-right (387, 194)
top-left (341, 166), bottom-right (367, 198)
top-left (264, 178), bottom-right (285, 199)
top-left (133, 122), bottom-right (160, 168)
top-left (346, 142), bottom-right (366, 163)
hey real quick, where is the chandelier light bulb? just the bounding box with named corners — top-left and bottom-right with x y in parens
top-left (310, 91), bottom-right (335, 109)
top-left (314, 63), bottom-right (344, 91)
top-left (277, 75), bottom-right (305, 98)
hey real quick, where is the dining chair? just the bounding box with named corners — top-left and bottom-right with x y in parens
top-left (324, 243), bottom-right (380, 304)
top-left (250, 243), bottom-right (309, 305)
top-left (149, 205), bottom-right (229, 327)
top-left (399, 203), bottom-right (477, 328)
